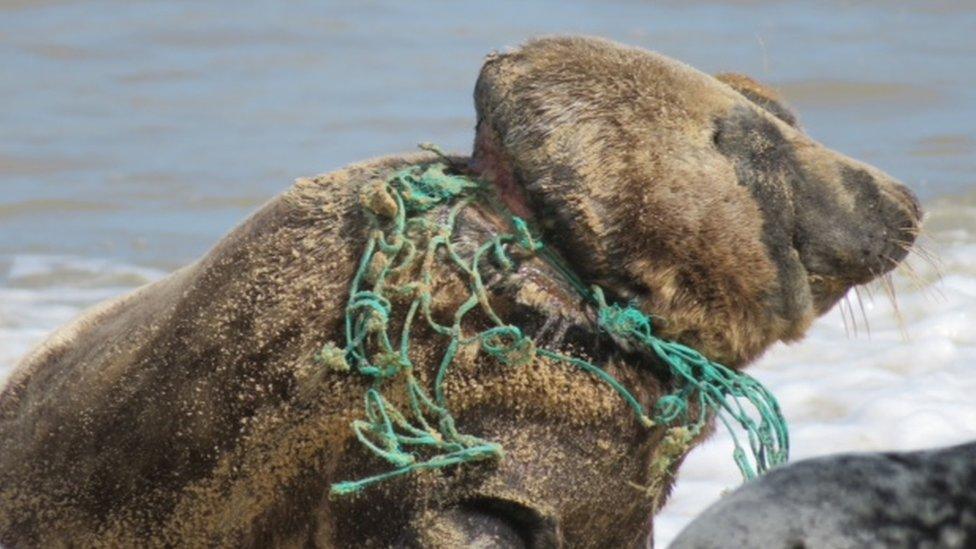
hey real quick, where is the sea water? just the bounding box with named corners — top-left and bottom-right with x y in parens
top-left (1, 1), bottom-right (974, 546)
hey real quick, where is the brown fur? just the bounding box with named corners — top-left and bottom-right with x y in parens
top-left (0, 36), bottom-right (920, 547)
top-left (473, 36), bottom-right (919, 366)
top-left (715, 73), bottom-right (799, 127)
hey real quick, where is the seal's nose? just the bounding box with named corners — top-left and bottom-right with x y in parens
top-left (792, 149), bottom-right (924, 285)
top-left (882, 174), bottom-right (922, 250)
top-left (866, 173), bottom-right (922, 275)
top-left (894, 181), bottom-right (923, 227)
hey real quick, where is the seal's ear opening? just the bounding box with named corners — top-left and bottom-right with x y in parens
top-left (716, 73), bottom-right (799, 128)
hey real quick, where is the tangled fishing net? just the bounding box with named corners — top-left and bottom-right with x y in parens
top-left (322, 155), bottom-right (789, 496)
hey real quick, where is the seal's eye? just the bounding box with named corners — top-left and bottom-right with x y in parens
top-left (716, 73), bottom-right (799, 128)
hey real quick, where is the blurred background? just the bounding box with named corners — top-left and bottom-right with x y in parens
top-left (2, 1), bottom-right (974, 545)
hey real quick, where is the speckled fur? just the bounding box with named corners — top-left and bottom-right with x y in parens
top-left (0, 36), bottom-right (920, 548)
top-left (473, 36), bottom-right (919, 367)
top-left (670, 441), bottom-right (976, 548)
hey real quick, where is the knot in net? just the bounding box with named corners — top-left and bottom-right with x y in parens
top-left (479, 326), bottom-right (537, 368)
top-left (598, 298), bottom-right (654, 340)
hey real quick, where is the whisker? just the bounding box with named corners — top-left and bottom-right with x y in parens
top-left (838, 293), bottom-right (852, 338)
top-left (894, 256), bottom-right (926, 292)
top-left (852, 285), bottom-right (871, 339)
top-left (915, 231), bottom-right (948, 294)
top-left (880, 272), bottom-right (909, 340)
top-left (899, 257), bottom-right (946, 301)
top-left (914, 244), bottom-right (945, 278)
top-left (888, 241), bottom-right (946, 301)
top-left (895, 237), bottom-right (944, 276)
top-left (911, 220), bottom-right (944, 256)
top-left (861, 281), bottom-right (875, 303)
top-left (912, 239), bottom-right (941, 262)
top-left (846, 293), bottom-right (861, 337)
top-left (841, 295), bottom-right (854, 337)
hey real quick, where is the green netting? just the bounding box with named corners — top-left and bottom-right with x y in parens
top-left (324, 158), bottom-right (789, 496)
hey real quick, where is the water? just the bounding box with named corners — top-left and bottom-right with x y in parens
top-left (1, 1), bottom-right (974, 546)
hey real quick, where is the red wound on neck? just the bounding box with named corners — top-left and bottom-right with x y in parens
top-left (471, 122), bottom-right (534, 219)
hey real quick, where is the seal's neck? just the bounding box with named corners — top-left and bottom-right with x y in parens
top-left (470, 122), bottom-right (534, 219)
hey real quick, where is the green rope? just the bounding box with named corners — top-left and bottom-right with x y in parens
top-left (324, 159), bottom-right (789, 496)
top-left (590, 287), bottom-right (788, 478)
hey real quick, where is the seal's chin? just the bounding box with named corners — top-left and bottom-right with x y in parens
top-left (808, 274), bottom-right (855, 316)
top-left (807, 236), bottom-right (918, 318)
top-left (802, 177), bottom-right (922, 318)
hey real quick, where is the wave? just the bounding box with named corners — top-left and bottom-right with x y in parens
top-left (0, 254), bottom-right (164, 380)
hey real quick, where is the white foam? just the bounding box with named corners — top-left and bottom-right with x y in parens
top-left (0, 255), bottom-right (164, 382)
top-left (4, 254), bottom-right (164, 289)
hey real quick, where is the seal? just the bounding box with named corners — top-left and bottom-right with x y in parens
top-left (670, 441), bottom-right (976, 548)
top-left (0, 36), bottom-right (921, 547)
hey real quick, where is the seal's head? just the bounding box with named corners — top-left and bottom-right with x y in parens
top-left (473, 36), bottom-right (921, 367)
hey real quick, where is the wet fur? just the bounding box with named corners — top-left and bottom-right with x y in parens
top-left (0, 36), bottom-right (920, 547)
top-left (474, 37), bottom-right (919, 366)
top-left (0, 153), bottom-right (669, 546)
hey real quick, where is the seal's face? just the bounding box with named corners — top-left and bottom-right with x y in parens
top-left (473, 36), bottom-right (921, 366)
top-left (710, 73), bottom-right (921, 317)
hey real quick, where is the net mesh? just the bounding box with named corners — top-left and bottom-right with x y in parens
top-left (324, 159), bottom-right (789, 496)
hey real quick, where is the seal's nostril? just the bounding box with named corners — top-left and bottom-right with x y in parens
top-left (895, 183), bottom-right (923, 223)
